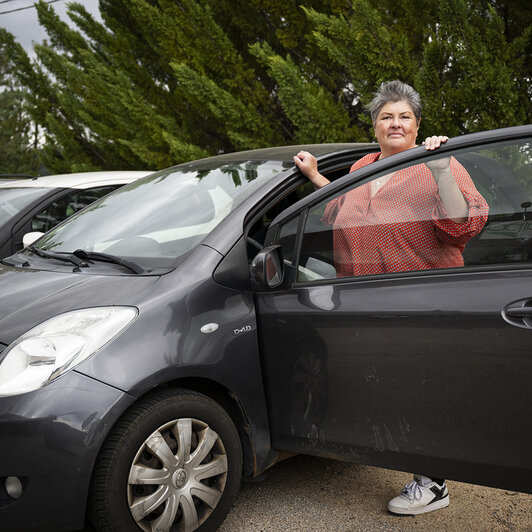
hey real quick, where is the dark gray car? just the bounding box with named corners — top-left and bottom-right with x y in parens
top-left (0, 127), bottom-right (530, 532)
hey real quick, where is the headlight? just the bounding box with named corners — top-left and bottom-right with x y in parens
top-left (0, 307), bottom-right (138, 397)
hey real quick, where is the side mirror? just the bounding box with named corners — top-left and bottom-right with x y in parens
top-left (23, 231), bottom-right (44, 248)
top-left (250, 245), bottom-right (284, 289)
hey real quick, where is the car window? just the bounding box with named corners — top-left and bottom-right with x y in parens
top-left (245, 162), bottom-right (362, 260)
top-left (31, 186), bottom-right (118, 233)
top-left (35, 160), bottom-right (292, 268)
top-left (277, 216), bottom-right (300, 266)
top-left (0, 188), bottom-right (49, 227)
top-left (278, 138), bottom-right (531, 283)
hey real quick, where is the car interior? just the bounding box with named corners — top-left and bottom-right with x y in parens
top-left (245, 162), bottom-right (357, 263)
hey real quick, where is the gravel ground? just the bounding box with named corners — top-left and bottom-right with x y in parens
top-left (79, 454), bottom-right (532, 532)
top-left (219, 455), bottom-right (532, 532)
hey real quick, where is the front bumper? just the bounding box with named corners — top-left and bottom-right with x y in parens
top-left (0, 370), bottom-right (134, 531)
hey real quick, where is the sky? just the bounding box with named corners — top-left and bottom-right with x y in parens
top-left (0, 0), bottom-right (101, 54)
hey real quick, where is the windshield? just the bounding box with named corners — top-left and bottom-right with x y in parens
top-left (0, 188), bottom-right (49, 227)
top-left (35, 159), bottom-right (291, 269)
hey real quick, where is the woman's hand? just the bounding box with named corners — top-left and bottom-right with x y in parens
top-left (293, 151), bottom-right (330, 189)
top-left (423, 135), bottom-right (449, 150)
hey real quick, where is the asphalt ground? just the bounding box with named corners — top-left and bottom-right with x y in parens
top-left (79, 454), bottom-right (532, 532)
top-left (219, 455), bottom-right (532, 531)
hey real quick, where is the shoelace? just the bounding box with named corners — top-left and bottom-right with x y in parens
top-left (402, 479), bottom-right (423, 501)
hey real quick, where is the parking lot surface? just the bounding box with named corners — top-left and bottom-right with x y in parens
top-left (219, 455), bottom-right (532, 532)
top-left (79, 454), bottom-right (532, 532)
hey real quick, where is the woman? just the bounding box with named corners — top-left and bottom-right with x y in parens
top-left (295, 80), bottom-right (488, 280)
top-left (293, 80), bottom-right (488, 516)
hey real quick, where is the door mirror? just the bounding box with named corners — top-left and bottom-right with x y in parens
top-left (250, 245), bottom-right (284, 289)
top-left (23, 231), bottom-right (44, 248)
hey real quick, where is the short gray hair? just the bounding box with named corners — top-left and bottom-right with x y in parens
top-left (366, 80), bottom-right (422, 124)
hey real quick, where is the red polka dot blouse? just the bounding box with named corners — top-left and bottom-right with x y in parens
top-left (322, 152), bottom-right (489, 277)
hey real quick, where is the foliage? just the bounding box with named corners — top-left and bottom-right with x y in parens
top-left (0, 0), bottom-right (530, 172)
top-left (415, 0), bottom-right (531, 136)
top-left (0, 39), bottom-right (40, 175)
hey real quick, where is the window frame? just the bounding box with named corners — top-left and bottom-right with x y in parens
top-left (267, 135), bottom-right (532, 288)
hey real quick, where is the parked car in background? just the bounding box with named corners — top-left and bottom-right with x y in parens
top-left (0, 171), bottom-right (153, 259)
top-left (0, 126), bottom-right (530, 532)
top-left (0, 174), bottom-right (36, 184)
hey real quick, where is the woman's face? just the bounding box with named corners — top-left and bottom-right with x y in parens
top-left (373, 100), bottom-right (419, 158)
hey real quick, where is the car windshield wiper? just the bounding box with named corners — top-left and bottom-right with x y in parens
top-left (28, 245), bottom-right (87, 268)
top-left (72, 249), bottom-right (145, 274)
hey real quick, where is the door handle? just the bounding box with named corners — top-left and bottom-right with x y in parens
top-left (505, 307), bottom-right (532, 318)
top-left (503, 299), bottom-right (532, 329)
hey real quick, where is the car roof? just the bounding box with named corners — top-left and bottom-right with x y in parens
top-left (0, 170), bottom-right (153, 190)
top-left (0, 144), bottom-right (376, 190)
top-left (0, 174), bottom-right (36, 184)
top-left (172, 143), bottom-right (377, 168)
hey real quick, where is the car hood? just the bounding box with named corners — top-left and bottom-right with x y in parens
top-left (0, 265), bottom-right (159, 346)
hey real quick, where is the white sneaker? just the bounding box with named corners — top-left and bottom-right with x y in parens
top-left (387, 475), bottom-right (449, 516)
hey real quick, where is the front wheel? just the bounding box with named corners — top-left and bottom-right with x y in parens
top-left (89, 389), bottom-right (242, 532)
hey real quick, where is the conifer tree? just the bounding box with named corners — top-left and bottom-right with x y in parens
top-left (415, 0), bottom-right (531, 136)
top-left (257, 0), bottom-right (530, 141)
top-left (0, 39), bottom-right (39, 175)
top-left (0, 0), bottom-right (529, 173)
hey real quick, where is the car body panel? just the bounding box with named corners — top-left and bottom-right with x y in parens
top-left (0, 265), bottom-right (159, 345)
top-left (72, 245), bottom-right (276, 475)
top-left (256, 268), bottom-right (532, 493)
top-left (0, 370), bottom-right (135, 532)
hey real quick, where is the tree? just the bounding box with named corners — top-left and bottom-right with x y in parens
top-left (252, 0), bottom-right (423, 143)
top-left (0, 0), bottom-right (529, 173)
top-left (257, 0), bottom-right (531, 140)
top-left (0, 39), bottom-right (39, 175)
top-left (415, 0), bottom-right (531, 136)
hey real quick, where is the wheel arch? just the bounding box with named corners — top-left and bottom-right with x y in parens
top-left (139, 377), bottom-right (258, 478)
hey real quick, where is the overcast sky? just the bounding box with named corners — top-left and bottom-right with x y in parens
top-left (0, 0), bottom-right (101, 53)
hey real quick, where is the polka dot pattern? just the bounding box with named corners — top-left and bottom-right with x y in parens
top-left (321, 152), bottom-right (489, 277)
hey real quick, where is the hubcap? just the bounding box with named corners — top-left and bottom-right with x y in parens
top-left (172, 468), bottom-right (187, 489)
top-left (127, 418), bottom-right (228, 532)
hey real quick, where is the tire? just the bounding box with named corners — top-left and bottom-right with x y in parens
top-left (89, 388), bottom-right (242, 532)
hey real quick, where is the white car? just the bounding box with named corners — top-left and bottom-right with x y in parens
top-left (0, 171), bottom-right (152, 259)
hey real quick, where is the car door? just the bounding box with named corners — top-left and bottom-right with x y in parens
top-left (254, 128), bottom-right (532, 493)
